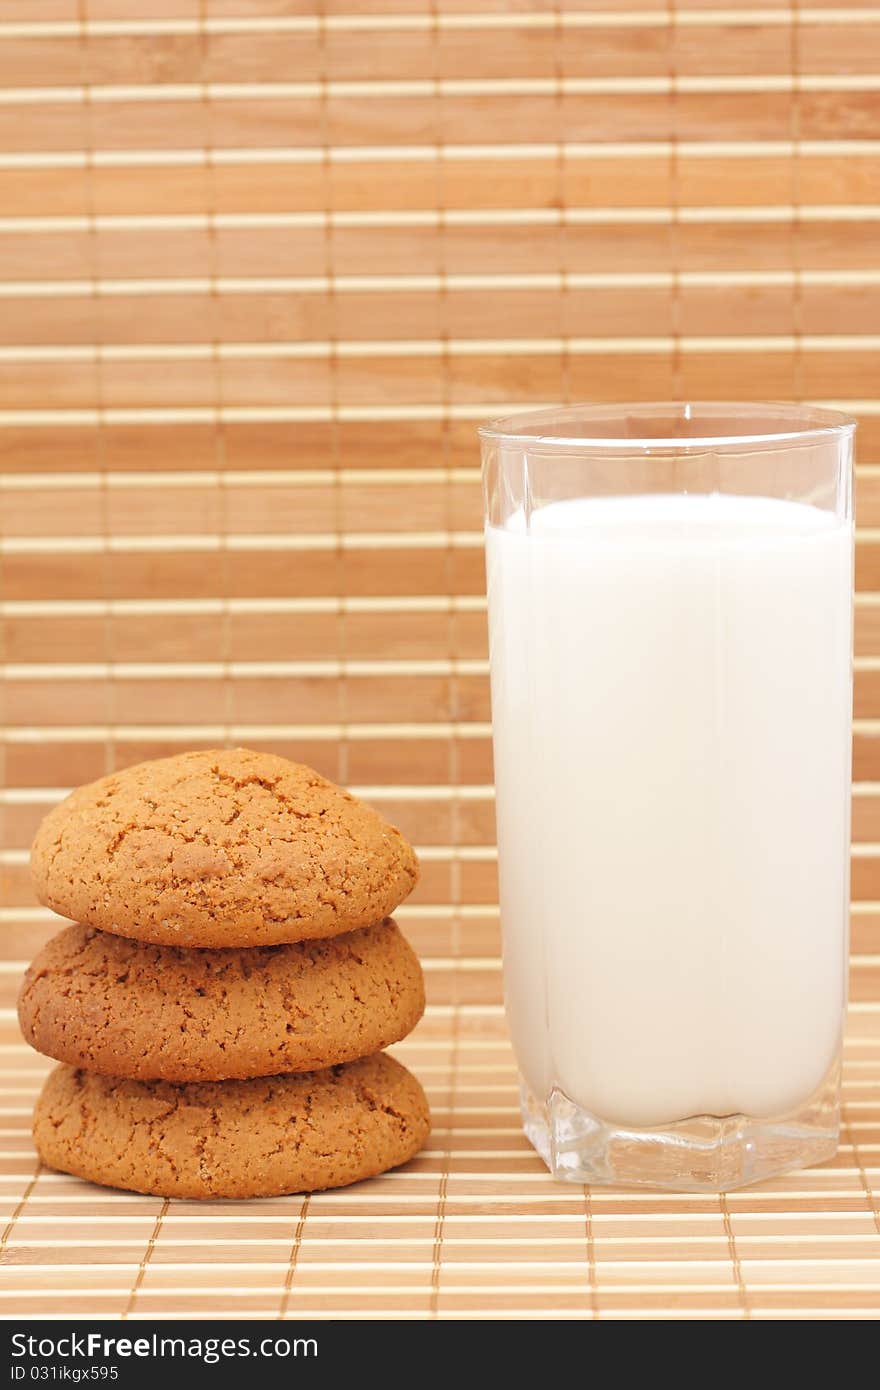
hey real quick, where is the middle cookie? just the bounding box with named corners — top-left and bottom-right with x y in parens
top-left (19, 919), bottom-right (424, 1083)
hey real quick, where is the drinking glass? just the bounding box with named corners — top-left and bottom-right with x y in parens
top-left (481, 403), bottom-right (855, 1191)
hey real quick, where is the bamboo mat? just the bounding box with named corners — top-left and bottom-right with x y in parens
top-left (2, 0), bottom-right (880, 1323)
top-left (0, 1001), bottom-right (878, 1321)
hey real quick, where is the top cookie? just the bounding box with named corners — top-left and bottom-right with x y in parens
top-left (30, 748), bottom-right (419, 948)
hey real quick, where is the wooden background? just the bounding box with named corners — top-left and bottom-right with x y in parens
top-left (1, 0), bottom-right (880, 1320)
top-left (3, 0), bottom-right (880, 999)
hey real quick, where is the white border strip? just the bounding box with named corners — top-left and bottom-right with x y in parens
top-left (2, 205), bottom-right (880, 232)
top-left (2, 75), bottom-right (880, 103)
top-left (0, 785), bottom-right (497, 805)
top-left (0, 596), bottom-right (486, 616)
top-left (1, 655), bottom-right (878, 679)
top-left (0, 532), bottom-right (484, 554)
top-left (4, 463), bottom-right (880, 490)
top-left (7, 783), bottom-right (880, 803)
top-left (1, 334), bottom-right (880, 364)
top-left (4, 526), bottom-right (878, 557)
top-left (0, 659), bottom-right (490, 679)
top-left (1, 9), bottom-right (879, 38)
top-left (0, 468), bottom-right (480, 489)
top-left (0, 723), bottom-right (492, 746)
top-left (1, 401), bottom-right (878, 426)
top-left (1, 139), bottom-right (879, 171)
top-left (6, 269), bottom-right (880, 299)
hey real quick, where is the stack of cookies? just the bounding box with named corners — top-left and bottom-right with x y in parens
top-left (18, 748), bottom-right (430, 1200)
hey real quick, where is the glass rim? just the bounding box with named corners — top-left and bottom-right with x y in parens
top-left (478, 401), bottom-right (857, 451)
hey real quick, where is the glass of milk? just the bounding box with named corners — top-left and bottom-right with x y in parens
top-left (481, 403), bottom-right (855, 1191)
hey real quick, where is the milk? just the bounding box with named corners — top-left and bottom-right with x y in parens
top-left (487, 494), bottom-right (852, 1129)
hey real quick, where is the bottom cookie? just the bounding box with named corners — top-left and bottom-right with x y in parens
top-left (33, 1054), bottom-right (430, 1200)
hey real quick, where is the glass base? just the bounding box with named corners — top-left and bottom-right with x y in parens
top-left (520, 1065), bottom-right (840, 1192)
